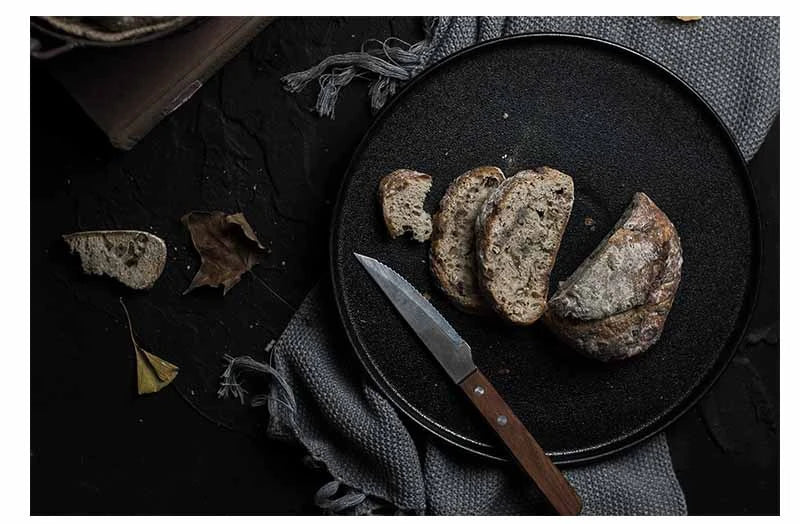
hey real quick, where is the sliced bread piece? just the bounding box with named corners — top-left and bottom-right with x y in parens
top-left (475, 167), bottom-right (574, 325)
top-left (63, 230), bottom-right (167, 290)
top-left (544, 192), bottom-right (683, 361)
top-left (430, 166), bottom-right (506, 313)
top-left (378, 169), bottom-right (433, 242)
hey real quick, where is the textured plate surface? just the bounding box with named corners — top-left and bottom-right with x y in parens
top-left (330, 34), bottom-right (760, 463)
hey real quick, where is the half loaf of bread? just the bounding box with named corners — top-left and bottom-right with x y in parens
top-left (544, 192), bottom-right (683, 361)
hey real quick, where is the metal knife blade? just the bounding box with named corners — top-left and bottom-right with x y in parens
top-left (354, 253), bottom-right (476, 384)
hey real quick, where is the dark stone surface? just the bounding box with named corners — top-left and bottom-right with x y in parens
top-left (30, 17), bottom-right (777, 515)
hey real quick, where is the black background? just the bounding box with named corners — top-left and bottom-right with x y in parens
top-left (31, 17), bottom-right (778, 515)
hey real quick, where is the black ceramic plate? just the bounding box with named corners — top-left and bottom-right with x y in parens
top-left (330, 34), bottom-right (760, 464)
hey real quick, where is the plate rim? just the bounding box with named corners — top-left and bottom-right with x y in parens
top-left (328, 32), bottom-right (762, 465)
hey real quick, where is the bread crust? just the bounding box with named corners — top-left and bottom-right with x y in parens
top-left (544, 192), bottom-right (683, 361)
top-left (378, 169), bottom-right (433, 242)
top-left (63, 230), bottom-right (167, 290)
top-left (475, 167), bottom-right (574, 325)
top-left (430, 166), bottom-right (505, 313)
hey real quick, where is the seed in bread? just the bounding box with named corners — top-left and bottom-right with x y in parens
top-left (378, 169), bottom-right (433, 242)
top-left (430, 166), bottom-right (506, 313)
top-left (475, 167), bottom-right (574, 325)
top-left (544, 192), bottom-right (683, 361)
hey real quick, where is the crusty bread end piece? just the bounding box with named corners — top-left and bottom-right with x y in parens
top-left (64, 230), bottom-right (167, 290)
top-left (476, 167), bottom-right (574, 325)
top-left (378, 169), bottom-right (433, 242)
top-left (430, 166), bottom-right (505, 313)
top-left (544, 192), bottom-right (683, 361)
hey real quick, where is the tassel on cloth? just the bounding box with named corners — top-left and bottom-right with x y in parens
top-left (218, 348), bottom-right (397, 515)
top-left (280, 22), bottom-right (437, 119)
top-left (314, 480), bottom-right (368, 513)
top-left (217, 351), bottom-right (296, 413)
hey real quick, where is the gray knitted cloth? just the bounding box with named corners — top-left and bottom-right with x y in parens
top-left (224, 16), bottom-right (779, 515)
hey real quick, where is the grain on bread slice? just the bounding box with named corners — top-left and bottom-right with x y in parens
top-left (378, 169), bottom-right (433, 242)
top-left (544, 192), bottom-right (683, 361)
top-left (475, 167), bottom-right (574, 325)
top-left (430, 166), bottom-right (505, 313)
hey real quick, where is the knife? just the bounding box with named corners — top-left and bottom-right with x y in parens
top-left (354, 253), bottom-right (582, 516)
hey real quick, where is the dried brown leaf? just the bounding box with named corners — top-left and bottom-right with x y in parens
top-left (121, 299), bottom-right (179, 395)
top-left (676, 16), bottom-right (702, 21)
top-left (181, 211), bottom-right (267, 295)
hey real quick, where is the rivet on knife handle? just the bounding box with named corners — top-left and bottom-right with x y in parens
top-left (460, 369), bottom-right (582, 516)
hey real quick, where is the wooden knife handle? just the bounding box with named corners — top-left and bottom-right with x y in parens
top-left (460, 369), bottom-right (582, 516)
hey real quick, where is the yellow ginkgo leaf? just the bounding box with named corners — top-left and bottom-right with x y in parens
top-left (120, 298), bottom-right (179, 395)
top-left (135, 345), bottom-right (179, 394)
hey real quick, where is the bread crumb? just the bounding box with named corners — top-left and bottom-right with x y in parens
top-left (584, 216), bottom-right (595, 226)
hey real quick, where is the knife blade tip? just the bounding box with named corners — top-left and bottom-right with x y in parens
top-left (353, 252), bottom-right (373, 266)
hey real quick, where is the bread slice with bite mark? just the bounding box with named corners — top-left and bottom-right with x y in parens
top-left (430, 166), bottom-right (506, 313)
top-left (378, 169), bottom-right (433, 242)
top-left (475, 167), bottom-right (574, 325)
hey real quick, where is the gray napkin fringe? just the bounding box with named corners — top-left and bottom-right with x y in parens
top-left (281, 18), bottom-right (438, 119)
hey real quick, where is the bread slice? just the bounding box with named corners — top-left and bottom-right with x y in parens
top-left (544, 192), bottom-right (683, 361)
top-left (63, 230), bottom-right (167, 289)
top-left (378, 169), bottom-right (433, 242)
top-left (430, 166), bottom-right (506, 313)
top-left (475, 167), bottom-right (574, 325)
